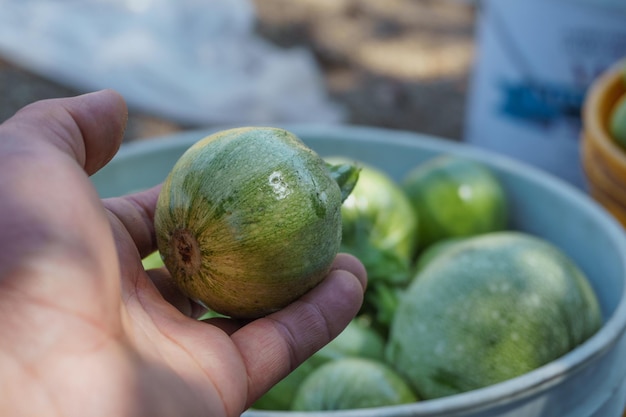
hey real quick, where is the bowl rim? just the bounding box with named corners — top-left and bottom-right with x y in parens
top-left (587, 186), bottom-right (626, 227)
top-left (111, 125), bottom-right (626, 416)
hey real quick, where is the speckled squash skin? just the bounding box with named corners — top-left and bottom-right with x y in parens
top-left (155, 127), bottom-right (344, 318)
top-left (386, 231), bottom-right (602, 400)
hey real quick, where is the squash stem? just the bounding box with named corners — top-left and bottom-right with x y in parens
top-left (326, 162), bottom-right (360, 202)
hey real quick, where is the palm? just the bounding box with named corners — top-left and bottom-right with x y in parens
top-left (121, 273), bottom-right (244, 417)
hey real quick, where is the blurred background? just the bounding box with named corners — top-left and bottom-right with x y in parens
top-left (0, 0), bottom-right (477, 141)
top-left (0, 0), bottom-right (625, 189)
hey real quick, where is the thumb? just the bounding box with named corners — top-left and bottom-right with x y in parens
top-left (3, 89), bottom-right (128, 175)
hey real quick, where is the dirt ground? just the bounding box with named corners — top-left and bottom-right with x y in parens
top-left (0, 0), bottom-right (477, 142)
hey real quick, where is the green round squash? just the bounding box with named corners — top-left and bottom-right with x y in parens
top-left (402, 155), bottom-right (508, 252)
top-left (412, 236), bottom-right (468, 274)
top-left (386, 231), bottom-right (602, 399)
top-left (155, 127), bottom-right (358, 318)
top-left (325, 157), bottom-right (417, 333)
top-left (326, 157), bottom-right (418, 286)
top-left (291, 357), bottom-right (418, 411)
top-left (312, 317), bottom-right (386, 365)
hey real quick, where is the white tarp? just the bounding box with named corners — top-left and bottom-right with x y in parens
top-left (0, 0), bottom-right (345, 125)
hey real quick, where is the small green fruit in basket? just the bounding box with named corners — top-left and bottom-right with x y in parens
top-left (154, 127), bottom-right (359, 319)
top-left (610, 93), bottom-right (626, 148)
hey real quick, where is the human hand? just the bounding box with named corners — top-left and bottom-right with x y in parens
top-left (0, 90), bottom-right (367, 417)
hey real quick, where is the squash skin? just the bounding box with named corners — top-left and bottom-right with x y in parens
top-left (386, 231), bottom-right (602, 399)
top-left (402, 155), bottom-right (508, 252)
top-left (155, 127), bottom-right (344, 318)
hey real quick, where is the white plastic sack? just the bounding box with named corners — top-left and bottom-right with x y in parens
top-left (0, 0), bottom-right (345, 125)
